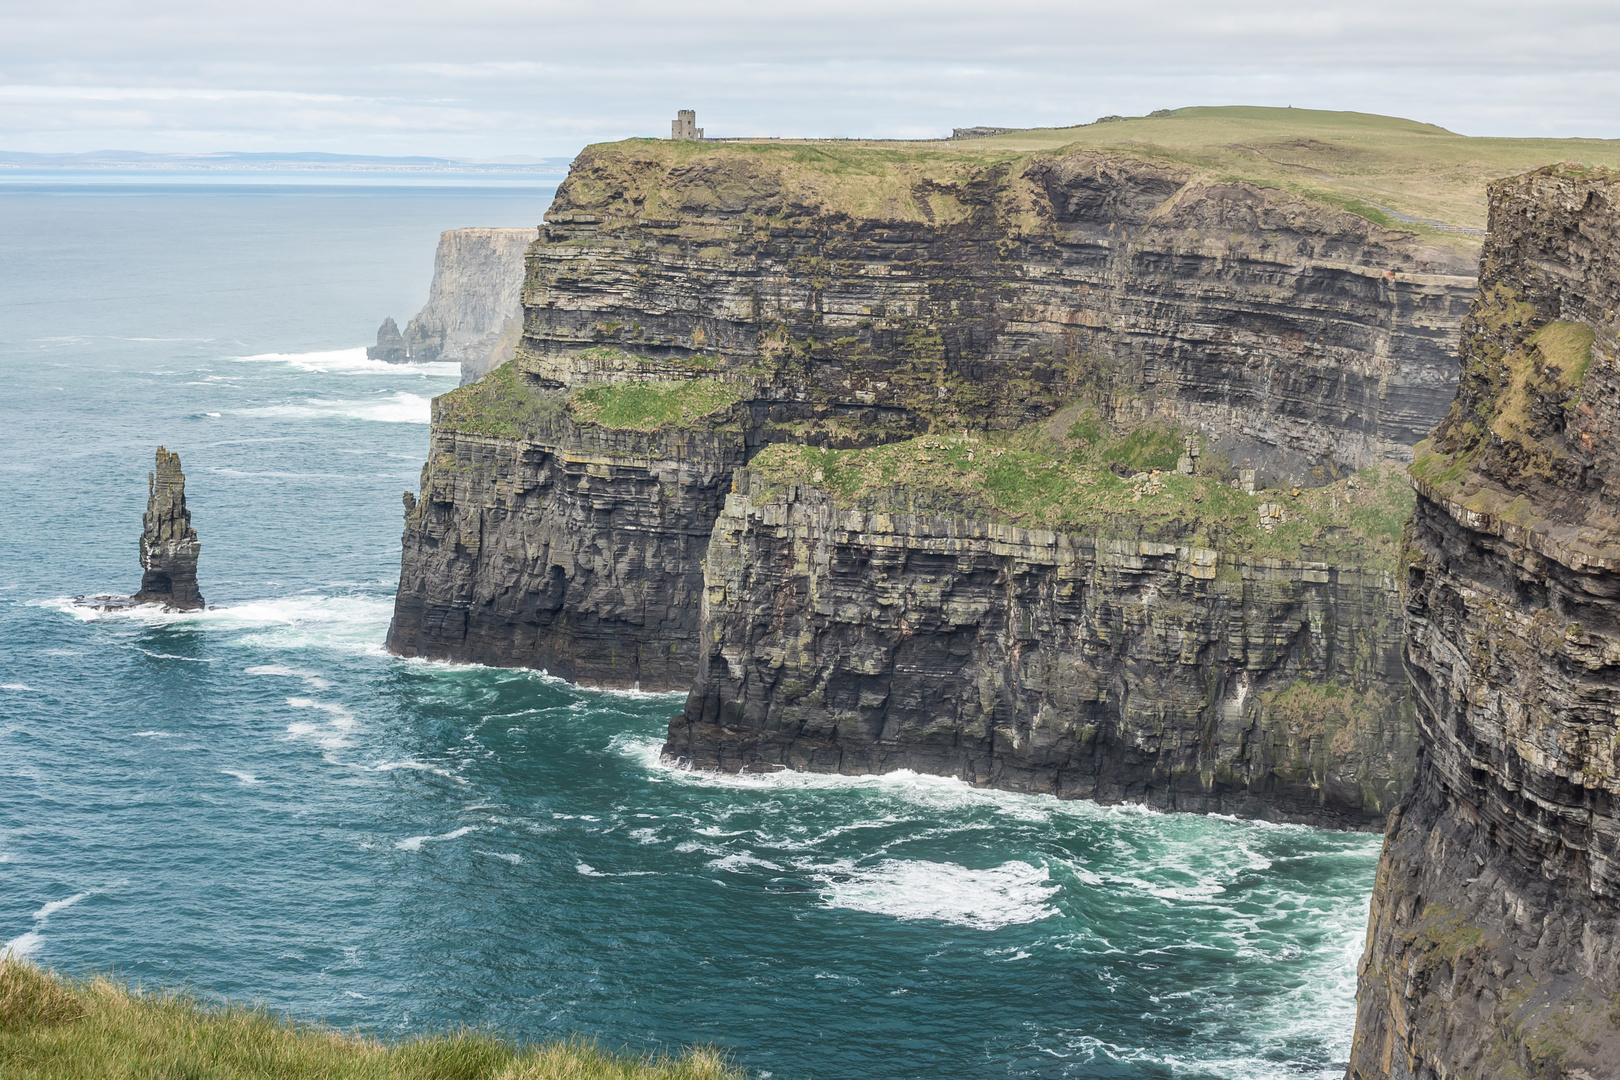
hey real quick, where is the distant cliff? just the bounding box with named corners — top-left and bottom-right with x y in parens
top-left (370, 227), bottom-right (535, 384)
top-left (387, 135), bottom-right (1481, 823)
top-left (1349, 166), bottom-right (1620, 1077)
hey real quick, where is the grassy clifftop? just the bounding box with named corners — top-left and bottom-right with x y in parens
top-left (0, 958), bottom-right (738, 1080)
top-left (557, 105), bottom-right (1620, 243)
top-left (748, 408), bottom-right (1415, 568)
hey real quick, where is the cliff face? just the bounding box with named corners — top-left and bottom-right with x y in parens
top-left (389, 140), bottom-right (1476, 820)
top-left (666, 474), bottom-right (1415, 826)
top-left (385, 368), bottom-right (745, 690)
top-left (1349, 167), bottom-right (1620, 1078)
top-left (528, 146), bottom-right (1475, 486)
top-left (369, 227), bottom-right (535, 384)
top-left (133, 446), bottom-right (203, 610)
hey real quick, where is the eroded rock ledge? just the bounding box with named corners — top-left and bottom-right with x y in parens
top-left (1349, 166), bottom-right (1620, 1079)
top-left (666, 474), bottom-right (1415, 827)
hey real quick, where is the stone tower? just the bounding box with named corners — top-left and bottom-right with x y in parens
top-left (671, 109), bottom-right (703, 141)
top-left (133, 446), bottom-right (204, 610)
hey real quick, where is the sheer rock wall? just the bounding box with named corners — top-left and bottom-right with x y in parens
top-left (1349, 166), bottom-right (1620, 1079)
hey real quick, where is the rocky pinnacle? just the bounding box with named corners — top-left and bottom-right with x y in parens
top-left (133, 446), bottom-right (204, 610)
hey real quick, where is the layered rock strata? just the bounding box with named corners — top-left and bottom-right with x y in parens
top-left (385, 380), bottom-right (745, 690)
top-left (525, 146), bottom-right (1476, 486)
top-left (391, 140), bottom-right (1477, 820)
top-left (370, 227), bottom-right (535, 384)
top-left (665, 474), bottom-right (1415, 827)
top-left (1349, 167), bottom-right (1620, 1077)
top-left (133, 446), bottom-right (204, 610)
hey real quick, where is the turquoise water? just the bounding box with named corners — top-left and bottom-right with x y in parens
top-left (0, 180), bottom-right (1381, 1079)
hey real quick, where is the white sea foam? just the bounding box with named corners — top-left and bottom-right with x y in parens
top-left (1, 683), bottom-right (38, 692)
top-left (480, 851), bottom-right (522, 864)
top-left (222, 770), bottom-right (260, 785)
top-left (575, 862), bottom-right (607, 877)
top-left (811, 858), bottom-right (1060, 930)
top-left (34, 892), bottom-right (91, 921)
top-left (131, 730), bottom-right (174, 738)
top-left (232, 391), bottom-right (435, 425)
top-left (36, 594), bottom-right (391, 654)
top-left (395, 826), bottom-right (477, 852)
top-left (234, 346), bottom-right (459, 378)
top-left (707, 852), bottom-right (783, 873)
top-left (0, 932), bottom-right (42, 959)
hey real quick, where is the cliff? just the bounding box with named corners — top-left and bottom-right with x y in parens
top-left (389, 124), bottom-right (1485, 821)
top-left (1349, 167), bottom-right (1620, 1077)
top-left (666, 466), bottom-right (1416, 826)
top-left (369, 227), bottom-right (535, 384)
top-left (133, 446), bottom-right (203, 610)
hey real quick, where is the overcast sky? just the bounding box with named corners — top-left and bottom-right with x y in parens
top-left (4, 0), bottom-right (1619, 158)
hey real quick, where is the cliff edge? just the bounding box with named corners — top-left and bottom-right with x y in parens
top-left (388, 127), bottom-right (1484, 821)
top-left (1349, 166), bottom-right (1620, 1078)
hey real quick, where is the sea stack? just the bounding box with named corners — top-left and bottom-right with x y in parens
top-left (133, 446), bottom-right (204, 610)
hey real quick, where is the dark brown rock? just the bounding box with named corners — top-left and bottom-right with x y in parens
top-left (1348, 166), bottom-right (1620, 1079)
top-left (664, 474), bottom-right (1416, 828)
top-left (132, 446), bottom-right (204, 610)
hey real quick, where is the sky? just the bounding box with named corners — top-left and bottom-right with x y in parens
top-left (3, 0), bottom-right (1619, 158)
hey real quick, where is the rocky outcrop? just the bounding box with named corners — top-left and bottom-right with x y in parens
top-left (665, 473), bottom-right (1415, 827)
top-left (133, 446), bottom-right (203, 610)
top-left (390, 140), bottom-right (1479, 820)
top-left (370, 227), bottom-right (535, 384)
top-left (385, 371), bottom-right (745, 689)
top-left (1349, 167), bottom-right (1620, 1078)
top-left (526, 145), bottom-right (1476, 486)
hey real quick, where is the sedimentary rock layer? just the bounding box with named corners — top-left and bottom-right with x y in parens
top-left (390, 141), bottom-right (1471, 821)
top-left (386, 392), bottom-right (744, 690)
top-left (1349, 167), bottom-right (1620, 1078)
top-left (665, 475), bottom-right (1415, 827)
top-left (526, 146), bottom-right (1476, 486)
top-left (370, 227), bottom-right (535, 384)
top-left (133, 446), bottom-right (203, 610)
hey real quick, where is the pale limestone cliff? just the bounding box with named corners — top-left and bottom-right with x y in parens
top-left (370, 227), bottom-right (535, 384)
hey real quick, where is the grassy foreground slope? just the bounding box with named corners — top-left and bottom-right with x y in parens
top-left (0, 958), bottom-right (738, 1080)
top-left (582, 106), bottom-right (1620, 251)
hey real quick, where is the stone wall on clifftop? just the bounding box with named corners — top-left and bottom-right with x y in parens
top-left (1349, 166), bottom-right (1620, 1079)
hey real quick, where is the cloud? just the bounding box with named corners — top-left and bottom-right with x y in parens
top-left (1, 0), bottom-right (1617, 155)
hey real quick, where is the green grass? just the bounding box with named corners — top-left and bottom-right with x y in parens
top-left (433, 361), bottom-right (563, 440)
top-left (562, 106), bottom-right (1620, 242)
top-left (568, 378), bottom-right (742, 431)
top-left (745, 411), bottom-right (1414, 567)
top-left (0, 957), bottom-right (740, 1080)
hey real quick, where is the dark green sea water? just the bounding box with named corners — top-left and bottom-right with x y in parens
top-left (0, 177), bottom-right (1380, 1079)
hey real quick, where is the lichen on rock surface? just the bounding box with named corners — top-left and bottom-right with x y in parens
top-left (1348, 165), bottom-right (1620, 1079)
top-left (133, 446), bottom-right (204, 610)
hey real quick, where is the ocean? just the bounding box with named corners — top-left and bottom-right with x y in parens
top-left (0, 175), bottom-right (1380, 1079)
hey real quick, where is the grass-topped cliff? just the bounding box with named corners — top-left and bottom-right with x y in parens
top-left (0, 958), bottom-right (737, 1080)
top-left (553, 106), bottom-right (1620, 253)
top-left (748, 412), bottom-right (1415, 570)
